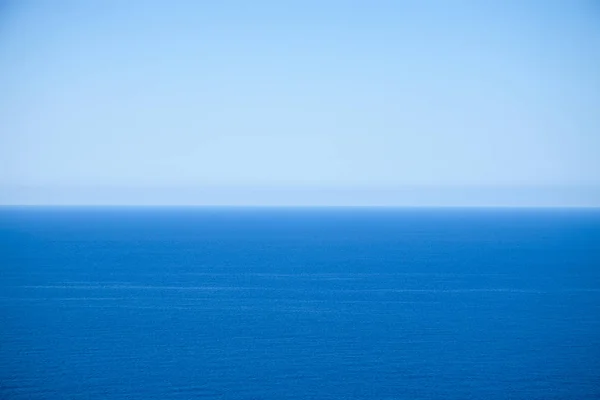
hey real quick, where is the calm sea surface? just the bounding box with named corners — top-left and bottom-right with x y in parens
top-left (1, 207), bottom-right (599, 399)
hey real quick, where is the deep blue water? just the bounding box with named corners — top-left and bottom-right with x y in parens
top-left (1, 207), bottom-right (599, 399)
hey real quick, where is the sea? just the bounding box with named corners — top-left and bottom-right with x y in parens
top-left (1, 207), bottom-right (599, 399)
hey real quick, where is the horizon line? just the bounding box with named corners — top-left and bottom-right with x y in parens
top-left (2, 204), bottom-right (600, 209)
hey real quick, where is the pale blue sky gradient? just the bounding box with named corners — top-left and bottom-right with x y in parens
top-left (1, 1), bottom-right (599, 205)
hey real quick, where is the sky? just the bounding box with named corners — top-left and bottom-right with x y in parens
top-left (1, 0), bottom-right (599, 206)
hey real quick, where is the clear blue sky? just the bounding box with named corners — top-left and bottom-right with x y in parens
top-left (1, 0), bottom-right (599, 205)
